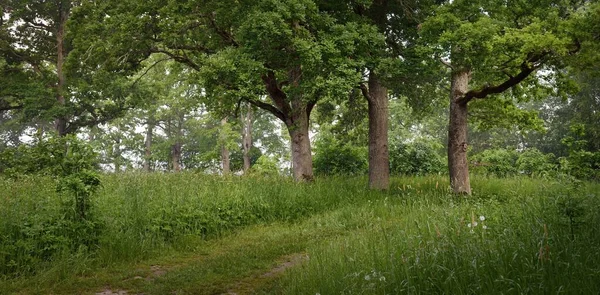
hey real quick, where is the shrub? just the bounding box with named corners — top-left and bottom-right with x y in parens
top-left (249, 155), bottom-right (280, 177)
top-left (516, 148), bottom-right (557, 177)
top-left (0, 136), bottom-right (102, 276)
top-left (314, 141), bottom-right (367, 176)
top-left (565, 150), bottom-right (600, 181)
top-left (390, 141), bottom-right (445, 176)
top-left (470, 148), bottom-right (519, 177)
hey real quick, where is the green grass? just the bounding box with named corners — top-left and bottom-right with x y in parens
top-left (1, 174), bottom-right (599, 294)
top-left (267, 177), bottom-right (600, 294)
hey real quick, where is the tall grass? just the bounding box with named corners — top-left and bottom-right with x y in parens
top-left (2, 173), bottom-right (599, 294)
top-left (0, 173), bottom-right (379, 278)
top-left (269, 176), bottom-right (600, 294)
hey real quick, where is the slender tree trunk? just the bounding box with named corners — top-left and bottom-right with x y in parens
top-left (143, 115), bottom-right (154, 172)
top-left (113, 138), bottom-right (121, 173)
top-left (171, 142), bottom-right (181, 172)
top-left (54, 1), bottom-right (71, 136)
top-left (54, 3), bottom-right (70, 136)
top-left (242, 103), bottom-right (253, 173)
top-left (366, 72), bottom-right (390, 190)
top-left (171, 118), bottom-right (183, 172)
top-left (448, 70), bottom-right (472, 194)
top-left (221, 117), bottom-right (231, 175)
top-left (287, 99), bottom-right (313, 182)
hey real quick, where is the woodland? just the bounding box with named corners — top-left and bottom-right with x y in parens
top-left (1, 0), bottom-right (600, 294)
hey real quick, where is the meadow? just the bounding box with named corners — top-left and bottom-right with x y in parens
top-left (1, 173), bottom-right (599, 294)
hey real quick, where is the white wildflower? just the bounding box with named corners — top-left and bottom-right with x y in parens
top-left (479, 216), bottom-right (485, 221)
top-left (364, 275), bottom-right (371, 281)
top-left (482, 225), bottom-right (488, 230)
top-left (467, 223), bottom-right (472, 228)
top-left (473, 221), bottom-right (478, 227)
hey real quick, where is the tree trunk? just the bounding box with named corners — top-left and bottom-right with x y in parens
top-left (54, 3), bottom-right (70, 136)
top-left (221, 117), bottom-right (231, 175)
top-left (143, 115), bottom-right (154, 172)
top-left (242, 103), bottom-right (253, 173)
top-left (171, 118), bottom-right (183, 172)
top-left (448, 70), bottom-right (472, 195)
top-left (171, 142), bottom-right (181, 172)
top-left (113, 138), bottom-right (122, 173)
top-left (366, 72), bottom-right (390, 190)
top-left (286, 100), bottom-right (313, 182)
top-left (259, 69), bottom-right (314, 182)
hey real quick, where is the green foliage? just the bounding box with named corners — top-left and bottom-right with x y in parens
top-left (389, 141), bottom-right (445, 176)
top-left (563, 151), bottom-right (600, 181)
top-left (314, 138), bottom-right (367, 176)
top-left (0, 173), bottom-right (377, 278)
top-left (470, 148), bottom-right (519, 177)
top-left (272, 177), bottom-right (600, 294)
top-left (0, 136), bottom-right (102, 277)
top-left (230, 146), bottom-right (262, 172)
top-left (249, 155), bottom-right (281, 177)
top-left (516, 148), bottom-right (557, 177)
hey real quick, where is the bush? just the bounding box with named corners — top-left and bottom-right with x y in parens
top-left (470, 148), bottom-right (519, 177)
top-left (314, 140), bottom-right (367, 176)
top-left (249, 155), bottom-right (280, 177)
top-left (390, 141), bottom-right (445, 176)
top-left (516, 148), bottom-right (557, 177)
top-left (564, 150), bottom-right (600, 181)
top-left (0, 136), bottom-right (102, 276)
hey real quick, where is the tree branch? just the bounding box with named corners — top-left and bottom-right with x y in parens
top-left (261, 71), bottom-right (292, 117)
top-left (206, 12), bottom-right (238, 47)
top-left (131, 56), bottom-right (172, 87)
top-left (150, 47), bottom-right (201, 71)
top-left (243, 97), bottom-right (286, 122)
top-left (439, 58), bottom-right (454, 70)
top-left (0, 100), bottom-right (23, 112)
top-left (358, 82), bottom-right (371, 102)
top-left (458, 52), bottom-right (549, 104)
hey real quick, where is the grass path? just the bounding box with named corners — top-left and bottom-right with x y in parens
top-left (5, 202), bottom-right (382, 295)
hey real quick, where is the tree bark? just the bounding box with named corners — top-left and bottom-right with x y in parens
top-left (171, 118), bottom-right (183, 172)
top-left (54, 2), bottom-right (70, 136)
top-left (256, 69), bottom-right (315, 182)
top-left (221, 117), bottom-right (231, 175)
top-left (286, 96), bottom-right (314, 182)
top-left (171, 142), bottom-right (181, 172)
top-left (113, 138), bottom-right (122, 173)
top-left (241, 103), bottom-right (253, 173)
top-left (448, 70), bottom-right (472, 195)
top-left (143, 114), bottom-right (154, 172)
top-left (364, 72), bottom-right (390, 190)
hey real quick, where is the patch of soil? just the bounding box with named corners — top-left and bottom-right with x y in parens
top-left (148, 265), bottom-right (167, 280)
top-left (224, 252), bottom-right (309, 295)
top-left (95, 289), bottom-right (128, 295)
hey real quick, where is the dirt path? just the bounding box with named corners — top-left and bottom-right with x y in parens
top-left (223, 252), bottom-right (309, 295)
top-left (94, 252), bottom-right (308, 295)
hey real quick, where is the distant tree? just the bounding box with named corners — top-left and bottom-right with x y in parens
top-left (73, 0), bottom-right (380, 182)
top-left (2, 1), bottom-right (134, 137)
